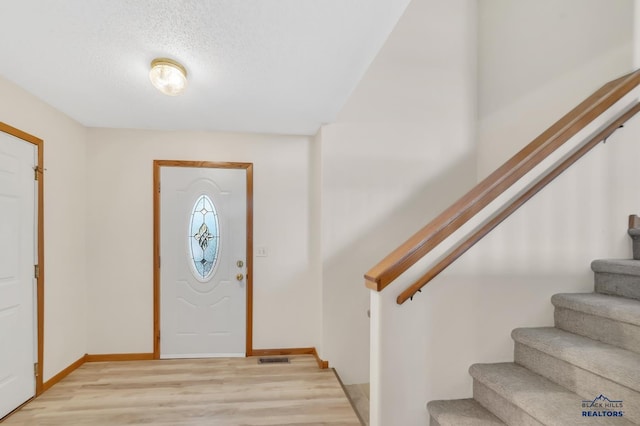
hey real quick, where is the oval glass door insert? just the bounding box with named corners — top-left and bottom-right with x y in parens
top-left (188, 194), bottom-right (220, 281)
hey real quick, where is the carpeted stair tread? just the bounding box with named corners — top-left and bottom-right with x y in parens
top-left (427, 399), bottom-right (505, 425)
top-left (469, 362), bottom-right (633, 425)
top-left (592, 259), bottom-right (640, 275)
top-left (591, 259), bottom-right (640, 300)
top-left (551, 293), bottom-right (640, 326)
top-left (512, 327), bottom-right (640, 392)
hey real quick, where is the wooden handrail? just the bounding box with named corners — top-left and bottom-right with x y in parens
top-left (365, 68), bottom-right (640, 292)
top-left (397, 101), bottom-right (640, 304)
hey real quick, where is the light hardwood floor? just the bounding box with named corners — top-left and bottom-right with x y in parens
top-left (2, 356), bottom-right (361, 425)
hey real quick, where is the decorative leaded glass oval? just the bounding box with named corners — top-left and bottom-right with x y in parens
top-left (188, 195), bottom-right (220, 281)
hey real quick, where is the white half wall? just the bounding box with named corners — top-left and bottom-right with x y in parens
top-left (0, 76), bottom-right (87, 381)
top-left (321, 0), bottom-right (477, 386)
top-left (85, 128), bottom-right (321, 354)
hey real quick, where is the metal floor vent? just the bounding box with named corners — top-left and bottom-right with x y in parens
top-left (258, 357), bottom-right (290, 364)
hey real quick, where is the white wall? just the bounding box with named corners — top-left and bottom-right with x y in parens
top-left (372, 1), bottom-right (635, 426)
top-left (478, 0), bottom-right (633, 177)
top-left (85, 128), bottom-right (321, 354)
top-left (636, 0), bottom-right (640, 67)
top-left (320, 0), bottom-right (477, 386)
top-left (0, 76), bottom-right (87, 381)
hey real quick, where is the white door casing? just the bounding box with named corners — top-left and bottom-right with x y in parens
top-left (160, 165), bottom-right (247, 358)
top-left (0, 132), bottom-right (36, 418)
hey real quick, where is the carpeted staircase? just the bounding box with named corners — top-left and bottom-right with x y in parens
top-left (427, 227), bottom-right (640, 425)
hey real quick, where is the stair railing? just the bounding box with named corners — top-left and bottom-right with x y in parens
top-left (364, 69), bottom-right (640, 304)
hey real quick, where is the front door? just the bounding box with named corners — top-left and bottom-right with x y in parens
top-left (0, 131), bottom-right (37, 418)
top-left (158, 162), bottom-right (251, 358)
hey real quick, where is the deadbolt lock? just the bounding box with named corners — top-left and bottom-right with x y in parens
top-left (236, 273), bottom-right (244, 281)
top-left (236, 260), bottom-right (244, 268)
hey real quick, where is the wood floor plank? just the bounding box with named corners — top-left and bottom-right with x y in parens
top-left (2, 356), bottom-right (361, 425)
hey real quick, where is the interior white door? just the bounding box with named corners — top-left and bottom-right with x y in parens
top-left (0, 132), bottom-right (36, 418)
top-left (160, 166), bottom-right (247, 358)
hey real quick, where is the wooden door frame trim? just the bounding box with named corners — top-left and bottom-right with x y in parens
top-left (153, 160), bottom-right (254, 358)
top-left (0, 122), bottom-right (44, 396)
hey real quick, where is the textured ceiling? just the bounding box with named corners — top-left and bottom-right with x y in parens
top-left (0, 1), bottom-right (410, 135)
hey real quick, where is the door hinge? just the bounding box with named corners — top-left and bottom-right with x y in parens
top-left (34, 166), bottom-right (46, 180)
top-left (34, 264), bottom-right (40, 279)
top-left (34, 363), bottom-right (39, 377)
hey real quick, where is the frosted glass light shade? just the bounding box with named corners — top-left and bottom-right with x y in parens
top-left (149, 58), bottom-right (187, 96)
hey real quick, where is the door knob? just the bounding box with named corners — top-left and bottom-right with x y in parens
top-left (236, 273), bottom-right (244, 281)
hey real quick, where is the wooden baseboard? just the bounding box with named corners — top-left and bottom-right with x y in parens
top-left (250, 347), bottom-right (329, 369)
top-left (43, 353), bottom-right (158, 392)
top-left (311, 348), bottom-right (329, 369)
top-left (85, 353), bottom-right (155, 362)
top-left (42, 354), bottom-right (87, 392)
top-left (250, 347), bottom-right (314, 357)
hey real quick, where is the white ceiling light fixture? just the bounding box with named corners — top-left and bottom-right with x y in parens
top-left (149, 58), bottom-right (187, 96)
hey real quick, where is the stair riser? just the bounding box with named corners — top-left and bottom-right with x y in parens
top-left (473, 381), bottom-right (543, 426)
top-left (595, 272), bottom-right (640, 301)
top-left (630, 233), bottom-right (640, 260)
top-left (554, 308), bottom-right (640, 354)
top-left (515, 343), bottom-right (640, 424)
top-left (427, 399), bottom-right (506, 425)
